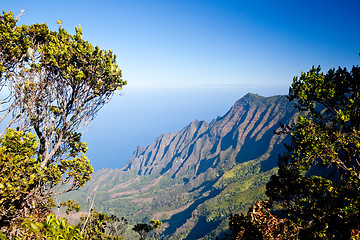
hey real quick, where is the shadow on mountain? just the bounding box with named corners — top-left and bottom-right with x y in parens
top-left (196, 156), bottom-right (218, 176)
top-left (162, 188), bottom-right (221, 237)
top-left (260, 135), bottom-right (290, 172)
top-left (220, 129), bottom-right (235, 151)
top-left (185, 216), bottom-right (222, 240)
top-left (160, 153), bottom-right (181, 175)
top-left (235, 108), bottom-right (293, 165)
top-left (235, 127), bottom-right (274, 164)
top-left (188, 179), bottom-right (217, 194)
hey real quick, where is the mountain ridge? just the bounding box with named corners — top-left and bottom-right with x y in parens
top-left (121, 93), bottom-right (294, 178)
top-left (68, 93), bottom-right (298, 239)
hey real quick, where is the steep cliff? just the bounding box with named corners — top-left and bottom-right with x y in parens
top-left (70, 93), bottom-right (298, 239)
top-left (123, 93), bottom-right (295, 179)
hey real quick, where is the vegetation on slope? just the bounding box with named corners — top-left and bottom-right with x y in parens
top-left (1, 9), bottom-right (358, 240)
top-left (69, 93), bottom-right (297, 239)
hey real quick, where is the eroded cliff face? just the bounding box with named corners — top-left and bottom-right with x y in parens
top-left (122, 93), bottom-right (296, 180)
top-left (72, 93), bottom-right (298, 239)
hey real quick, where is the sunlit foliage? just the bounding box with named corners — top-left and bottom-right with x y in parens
top-left (0, 10), bottom-right (126, 238)
top-left (228, 65), bottom-right (360, 239)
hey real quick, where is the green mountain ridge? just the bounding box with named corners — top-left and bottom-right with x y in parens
top-left (67, 93), bottom-right (298, 239)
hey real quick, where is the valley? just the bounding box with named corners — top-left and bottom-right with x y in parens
top-left (67, 93), bottom-right (298, 239)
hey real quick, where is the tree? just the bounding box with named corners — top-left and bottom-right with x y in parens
top-left (0, 10), bottom-right (126, 237)
top-left (226, 65), bottom-right (360, 239)
top-left (225, 201), bottom-right (298, 240)
top-left (265, 65), bottom-right (360, 239)
top-left (0, 129), bottom-right (50, 235)
top-left (132, 223), bottom-right (152, 240)
top-left (22, 214), bottom-right (84, 239)
top-left (0, 10), bottom-right (125, 168)
top-left (132, 220), bottom-right (163, 240)
top-left (267, 67), bottom-right (360, 239)
top-left (78, 209), bottom-right (127, 240)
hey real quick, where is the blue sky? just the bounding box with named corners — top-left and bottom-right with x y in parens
top-left (3, 0), bottom-right (360, 169)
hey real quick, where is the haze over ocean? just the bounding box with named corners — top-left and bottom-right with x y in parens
top-left (2, 0), bottom-right (359, 170)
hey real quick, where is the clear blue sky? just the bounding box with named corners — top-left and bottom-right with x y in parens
top-left (3, 0), bottom-right (360, 169)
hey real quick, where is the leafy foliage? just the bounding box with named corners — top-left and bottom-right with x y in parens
top-left (78, 209), bottom-right (127, 240)
top-left (229, 65), bottom-right (360, 239)
top-left (267, 66), bottom-right (360, 239)
top-left (225, 201), bottom-right (298, 240)
top-left (0, 9), bottom-right (125, 182)
top-left (0, 10), bottom-right (126, 238)
top-left (132, 219), bottom-right (163, 240)
top-left (39, 214), bottom-right (83, 239)
top-left (132, 223), bottom-right (152, 240)
top-left (0, 129), bottom-right (126, 238)
top-left (0, 129), bottom-right (50, 236)
top-left (60, 200), bottom-right (81, 215)
top-left (20, 213), bottom-right (123, 240)
top-left (2, 10), bottom-right (124, 163)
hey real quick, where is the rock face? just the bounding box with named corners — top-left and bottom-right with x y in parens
top-left (71, 93), bottom-right (298, 239)
top-left (123, 93), bottom-right (295, 179)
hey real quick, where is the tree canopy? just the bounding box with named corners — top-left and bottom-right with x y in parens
top-left (0, 10), bottom-right (126, 168)
top-left (0, 10), bottom-right (126, 238)
top-left (227, 65), bottom-right (360, 239)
